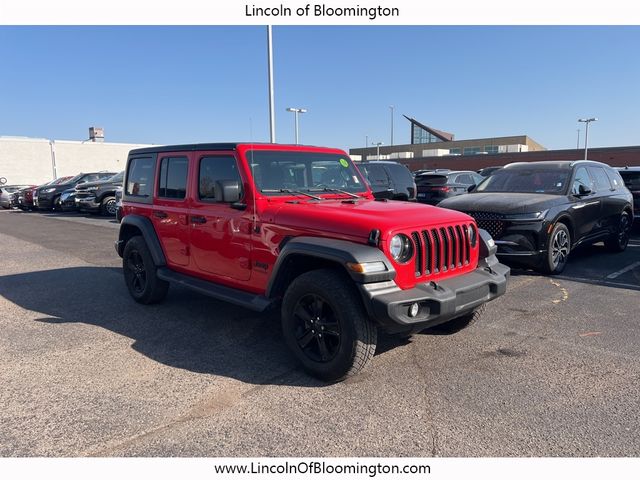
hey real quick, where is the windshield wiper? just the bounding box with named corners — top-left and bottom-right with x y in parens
top-left (309, 187), bottom-right (360, 198)
top-left (261, 188), bottom-right (322, 200)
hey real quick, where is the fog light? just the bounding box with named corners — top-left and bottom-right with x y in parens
top-left (408, 302), bottom-right (420, 318)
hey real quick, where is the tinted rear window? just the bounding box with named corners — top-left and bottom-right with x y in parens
top-left (126, 157), bottom-right (155, 197)
top-left (415, 174), bottom-right (448, 186)
top-left (384, 163), bottom-right (414, 184)
top-left (620, 171), bottom-right (640, 188)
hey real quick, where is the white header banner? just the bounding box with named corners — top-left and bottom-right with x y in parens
top-left (1, 0), bottom-right (639, 25)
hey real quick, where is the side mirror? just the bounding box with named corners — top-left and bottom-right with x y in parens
top-left (216, 180), bottom-right (241, 203)
top-left (577, 184), bottom-right (592, 196)
top-left (467, 184), bottom-right (476, 193)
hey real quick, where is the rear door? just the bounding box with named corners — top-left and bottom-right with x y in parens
top-left (188, 151), bottom-right (252, 282)
top-left (569, 166), bottom-right (600, 240)
top-left (152, 153), bottom-right (191, 267)
top-left (588, 165), bottom-right (617, 233)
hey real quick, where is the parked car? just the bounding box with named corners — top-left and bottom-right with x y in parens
top-left (438, 160), bottom-right (633, 274)
top-left (617, 166), bottom-right (640, 222)
top-left (59, 188), bottom-right (79, 211)
top-left (1, 185), bottom-right (30, 209)
top-left (478, 166), bottom-right (503, 177)
top-left (415, 170), bottom-right (484, 205)
top-left (19, 177), bottom-right (72, 211)
top-left (357, 161), bottom-right (417, 201)
top-left (115, 143), bottom-right (509, 381)
top-left (75, 171), bottom-right (124, 216)
top-left (115, 186), bottom-right (123, 222)
top-left (34, 172), bottom-right (116, 211)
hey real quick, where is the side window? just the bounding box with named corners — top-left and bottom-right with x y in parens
top-left (571, 167), bottom-right (593, 195)
top-left (588, 167), bottom-right (612, 192)
top-left (198, 155), bottom-right (242, 202)
top-left (126, 157), bottom-right (155, 196)
top-left (604, 168), bottom-right (622, 189)
top-left (158, 157), bottom-right (188, 199)
top-left (362, 165), bottom-right (390, 187)
top-left (455, 173), bottom-right (474, 184)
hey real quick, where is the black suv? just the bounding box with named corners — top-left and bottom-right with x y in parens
top-left (75, 171), bottom-right (124, 215)
top-left (617, 166), bottom-right (640, 223)
top-left (34, 171), bottom-right (117, 210)
top-left (357, 161), bottom-right (416, 201)
top-left (415, 170), bottom-right (484, 205)
top-left (438, 160), bottom-right (633, 274)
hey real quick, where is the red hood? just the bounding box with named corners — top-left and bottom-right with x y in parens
top-left (267, 198), bottom-right (473, 240)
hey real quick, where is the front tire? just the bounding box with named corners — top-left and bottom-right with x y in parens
top-left (539, 223), bottom-right (571, 274)
top-left (122, 236), bottom-right (169, 304)
top-left (281, 269), bottom-right (377, 382)
top-left (604, 211), bottom-right (631, 252)
top-left (100, 196), bottom-right (117, 216)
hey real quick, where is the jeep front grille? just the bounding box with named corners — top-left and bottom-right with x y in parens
top-left (412, 224), bottom-right (471, 277)
top-left (463, 211), bottom-right (505, 239)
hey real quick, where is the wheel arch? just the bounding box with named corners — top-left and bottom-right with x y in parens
top-left (265, 236), bottom-right (395, 300)
top-left (116, 214), bottom-right (166, 266)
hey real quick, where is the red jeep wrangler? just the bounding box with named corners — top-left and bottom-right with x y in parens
top-left (115, 143), bottom-right (509, 381)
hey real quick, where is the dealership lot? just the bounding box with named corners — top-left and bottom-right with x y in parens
top-left (1, 209), bottom-right (639, 456)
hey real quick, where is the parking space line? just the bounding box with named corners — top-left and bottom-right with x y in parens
top-left (606, 261), bottom-right (640, 279)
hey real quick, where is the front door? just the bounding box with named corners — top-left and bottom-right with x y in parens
top-left (568, 166), bottom-right (600, 241)
top-left (189, 152), bottom-right (252, 281)
top-left (152, 153), bottom-right (191, 267)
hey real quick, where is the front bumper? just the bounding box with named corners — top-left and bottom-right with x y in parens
top-left (360, 257), bottom-right (509, 333)
top-left (76, 195), bottom-right (100, 211)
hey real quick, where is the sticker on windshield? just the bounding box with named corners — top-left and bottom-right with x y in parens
top-left (339, 158), bottom-right (349, 168)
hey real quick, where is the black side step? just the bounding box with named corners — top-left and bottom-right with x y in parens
top-left (156, 268), bottom-right (274, 312)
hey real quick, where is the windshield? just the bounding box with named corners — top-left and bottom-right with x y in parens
top-left (476, 168), bottom-right (570, 194)
top-left (51, 176), bottom-right (73, 185)
top-left (245, 151), bottom-right (368, 195)
top-left (65, 173), bottom-right (84, 184)
top-left (107, 171), bottom-right (124, 182)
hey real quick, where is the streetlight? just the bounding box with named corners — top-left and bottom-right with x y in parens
top-left (286, 107), bottom-right (307, 144)
top-left (578, 117), bottom-right (597, 160)
top-left (389, 105), bottom-right (395, 146)
top-left (267, 26), bottom-right (276, 143)
top-left (372, 142), bottom-right (384, 161)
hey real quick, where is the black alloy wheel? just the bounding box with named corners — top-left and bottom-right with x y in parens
top-left (122, 236), bottom-right (169, 304)
top-left (126, 249), bottom-right (147, 295)
top-left (281, 269), bottom-right (377, 382)
top-left (541, 223), bottom-right (571, 274)
top-left (605, 211), bottom-right (631, 252)
top-left (102, 196), bottom-right (117, 216)
top-left (292, 293), bottom-right (341, 363)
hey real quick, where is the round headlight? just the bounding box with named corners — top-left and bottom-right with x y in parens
top-left (468, 224), bottom-right (477, 247)
top-left (389, 234), bottom-right (414, 263)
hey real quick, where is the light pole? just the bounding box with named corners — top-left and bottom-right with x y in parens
top-left (286, 107), bottom-right (307, 144)
top-left (576, 129), bottom-right (580, 150)
top-left (578, 117), bottom-right (597, 160)
top-left (372, 142), bottom-right (384, 161)
top-left (267, 26), bottom-right (276, 143)
top-left (389, 105), bottom-right (395, 146)
top-left (365, 135), bottom-right (369, 149)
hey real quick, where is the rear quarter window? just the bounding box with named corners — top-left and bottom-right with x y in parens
top-left (385, 163), bottom-right (414, 184)
top-left (125, 156), bottom-right (156, 199)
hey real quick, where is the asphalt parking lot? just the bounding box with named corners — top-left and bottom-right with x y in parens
top-left (1, 209), bottom-right (640, 457)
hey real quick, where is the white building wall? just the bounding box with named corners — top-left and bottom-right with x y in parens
top-left (0, 137), bottom-right (53, 185)
top-left (0, 136), bottom-right (153, 185)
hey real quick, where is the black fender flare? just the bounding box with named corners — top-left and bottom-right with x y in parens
top-left (265, 236), bottom-right (396, 299)
top-left (116, 214), bottom-right (166, 266)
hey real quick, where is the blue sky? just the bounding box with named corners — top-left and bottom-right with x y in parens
top-left (1, 26), bottom-right (639, 151)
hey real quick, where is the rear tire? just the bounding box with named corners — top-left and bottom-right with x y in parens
top-left (281, 269), bottom-right (377, 382)
top-left (604, 211), bottom-right (631, 252)
top-left (539, 223), bottom-right (571, 274)
top-left (122, 236), bottom-right (169, 304)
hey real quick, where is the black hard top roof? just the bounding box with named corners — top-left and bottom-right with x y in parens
top-left (128, 142), bottom-right (335, 155)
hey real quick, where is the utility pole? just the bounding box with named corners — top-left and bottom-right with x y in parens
top-left (578, 117), bottom-right (597, 160)
top-left (389, 105), bottom-right (395, 146)
top-left (267, 26), bottom-right (276, 143)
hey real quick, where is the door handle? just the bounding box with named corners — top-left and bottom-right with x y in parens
top-left (153, 210), bottom-right (168, 219)
top-left (190, 215), bottom-right (207, 224)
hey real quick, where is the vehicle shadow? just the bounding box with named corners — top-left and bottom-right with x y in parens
top-left (0, 266), bottom-right (327, 388)
top-left (506, 232), bottom-right (640, 291)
